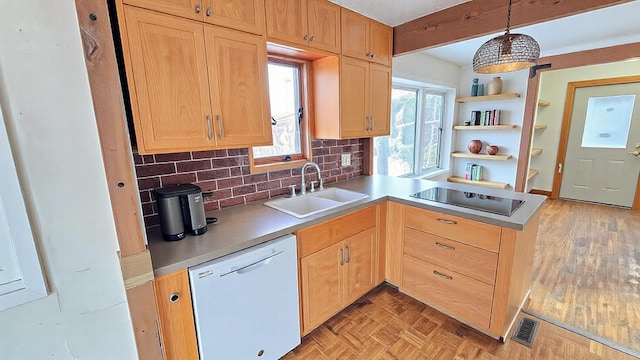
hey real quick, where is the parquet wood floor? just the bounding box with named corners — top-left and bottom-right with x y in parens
top-left (282, 284), bottom-right (636, 359)
top-left (527, 199), bottom-right (640, 354)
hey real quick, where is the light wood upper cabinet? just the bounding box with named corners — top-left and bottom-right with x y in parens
top-left (265, 0), bottom-right (340, 53)
top-left (204, 0), bottom-right (265, 35)
top-left (341, 8), bottom-right (392, 66)
top-left (123, 7), bottom-right (214, 153)
top-left (205, 27), bottom-right (272, 147)
top-left (124, 0), bottom-right (203, 21)
top-left (154, 270), bottom-right (199, 360)
top-left (120, 6), bottom-right (271, 154)
top-left (313, 56), bottom-right (391, 139)
top-left (123, 0), bottom-right (265, 34)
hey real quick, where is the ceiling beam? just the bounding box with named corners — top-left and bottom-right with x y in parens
top-left (393, 0), bottom-right (631, 56)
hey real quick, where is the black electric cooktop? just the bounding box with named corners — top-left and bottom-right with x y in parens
top-left (410, 187), bottom-right (524, 217)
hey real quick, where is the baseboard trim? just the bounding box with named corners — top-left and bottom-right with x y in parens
top-left (528, 189), bottom-right (551, 197)
top-left (522, 308), bottom-right (640, 358)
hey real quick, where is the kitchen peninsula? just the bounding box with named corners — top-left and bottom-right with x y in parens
top-left (147, 175), bottom-right (545, 357)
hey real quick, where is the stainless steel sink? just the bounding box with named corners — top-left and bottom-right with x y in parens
top-left (264, 188), bottom-right (369, 218)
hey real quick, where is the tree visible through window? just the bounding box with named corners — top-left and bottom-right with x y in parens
top-left (374, 85), bottom-right (444, 177)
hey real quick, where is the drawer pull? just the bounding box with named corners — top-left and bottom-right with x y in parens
top-left (436, 218), bottom-right (457, 225)
top-left (340, 247), bottom-right (345, 266)
top-left (433, 271), bottom-right (453, 280)
top-left (435, 242), bottom-right (455, 251)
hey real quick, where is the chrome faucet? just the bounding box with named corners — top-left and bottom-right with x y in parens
top-left (300, 162), bottom-right (323, 195)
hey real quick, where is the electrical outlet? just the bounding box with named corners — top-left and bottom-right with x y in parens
top-left (341, 153), bottom-right (351, 167)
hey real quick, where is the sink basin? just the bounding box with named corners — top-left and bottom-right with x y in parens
top-left (264, 188), bottom-right (369, 218)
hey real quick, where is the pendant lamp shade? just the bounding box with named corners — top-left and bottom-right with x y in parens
top-left (472, 0), bottom-right (540, 73)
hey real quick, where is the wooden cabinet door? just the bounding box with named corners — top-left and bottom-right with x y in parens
top-left (369, 20), bottom-right (393, 66)
top-left (344, 228), bottom-right (377, 304)
top-left (264, 0), bottom-right (308, 47)
top-left (341, 8), bottom-right (369, 61)
top-left (154, 270), bottom-right (199, 360)
top-left (368, 64), bottom-right (391, 136)
top-left (123, 0), bottom-right (203, 21)
top-left (307, 0), bottom-right (341, 53)
top-left (204, 27), bottom-right (272, 147)
top-left (339, 57), bottom-right (368, 138)
top-left (300, 241), bottom-right (344, 334)
top-left (203, 0), bottom-right (264, 35)
top-left (123, 7), bottom-right (214, 154)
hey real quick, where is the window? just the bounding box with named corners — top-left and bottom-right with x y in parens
top-left (250, 57), bottom-right (311, 173)
top-left (0, 104), bottom-right (47, 310)
top-left (373, 84), bottom-right (446, 177)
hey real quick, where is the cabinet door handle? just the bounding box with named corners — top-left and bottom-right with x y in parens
top-left (435, 242), bottom-right (455, 251)
top-left (366, 52), bottom-right (372, 57)
top-left (345, 245), bottom-right (351, 263)
top-left (433, 271), bottom-right (453, 280)
top-left (340, 247), bottom-right (345, 265)
top-left (436, 218), bottom-right (457, 225)
top-left (169, 292), bottom-right (180, 302)
top-left (206, 115), bottom-right (212, 140)
top-left (370, 52), bottom-right (376, 58)
top-left (370, 115), bottom-right (375, 131)
top-left (303, 34), bottom-right (309, 41)
top-left (365, 115), bottom-right (371, 131)
top-left (216, 115), bottom-right (223, 139)
top-left (206, 7), bottom-right (211, 16)
top-left (195, 4), bottom-right (201, 13)
top-left (309, 35), bottom-right (315, 42)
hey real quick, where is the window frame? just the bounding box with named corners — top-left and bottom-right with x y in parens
top-left (374, 83), bottom-right (447, 178)
top-left (249, 55), bottom-right (312, 173)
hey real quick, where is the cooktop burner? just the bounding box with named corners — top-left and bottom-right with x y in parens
top-left (410, 187), bottom-right (524, 217)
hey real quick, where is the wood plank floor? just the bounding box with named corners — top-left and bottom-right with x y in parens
top-left (527, 199), bottom-right (640, 354)
top-left (282, 284), bottom-right (636, 359)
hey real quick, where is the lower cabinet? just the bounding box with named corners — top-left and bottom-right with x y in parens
top-left (297, 205), bottom-right (380, 335)
top-left (399, 205), bottom-right (541, 339)
top-left (154, 269), bottom-right (199, 360)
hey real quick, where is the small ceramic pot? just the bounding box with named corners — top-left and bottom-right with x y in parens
top-left (487, 77), bottom-right (503, 95)
top-left (468, 139), bottom-right (483, 154)
top-left (486, 145), bottom-right (499, 155)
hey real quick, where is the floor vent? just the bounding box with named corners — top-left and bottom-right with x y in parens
top-left (511, 317), bottom-right (539, 348)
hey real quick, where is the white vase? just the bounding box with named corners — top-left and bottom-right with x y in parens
top-left (487, 77), bottom-right (503, 95)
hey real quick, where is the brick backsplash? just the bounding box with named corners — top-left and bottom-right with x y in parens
top-left (134, 139), bottom-right (364, 227)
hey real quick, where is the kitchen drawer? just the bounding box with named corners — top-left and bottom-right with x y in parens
top-left (402, 254), bottom-right (493, 329)
top-left (403, 228), bottom-right (498, 285)
top-left (404, 206), bottom-right (501, 253)
top-left (297, 206), bottom-right (377, 257)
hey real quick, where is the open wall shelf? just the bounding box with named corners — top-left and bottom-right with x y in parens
top-left (455, 93), bottom-right (521, 103)
top-left (538, 99), bottom-right (551, 106)
top-left (453, 124), bottom-right (517, 130)
top-left (451, 152), bottom-right (512, 161)
top-left (534, 124), bottom-right (548, 130)
top-left (530, 148), bottom-right (542, 158)
top-left (527, 169), bottom-right (540, 180)
top-left (447, 176), bottom-right (509, 189)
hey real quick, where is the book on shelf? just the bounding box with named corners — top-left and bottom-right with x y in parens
top-left (470, 109), bottom-right (501, 126)
top-left (465, 163), bottom-right (483, 180)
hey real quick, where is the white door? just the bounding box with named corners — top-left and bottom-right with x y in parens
top-left (560, 81), bottom-right (640, 207)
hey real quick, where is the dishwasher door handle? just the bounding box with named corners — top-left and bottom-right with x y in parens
top-left (220, 251), bottom-right (283, 277)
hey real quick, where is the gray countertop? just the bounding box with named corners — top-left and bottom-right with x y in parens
top-left (147, 175), bottom-right (546, 276)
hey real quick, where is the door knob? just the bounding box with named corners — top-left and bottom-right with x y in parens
top-left (628, 150), bottom-right (640, 157)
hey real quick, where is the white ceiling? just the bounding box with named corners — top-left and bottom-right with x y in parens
top-left (331, 0), bottom-right (640, 67)
top-left (329, 0), bottom-right (471, 27)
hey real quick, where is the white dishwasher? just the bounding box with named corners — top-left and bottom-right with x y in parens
top-left (188, 234), bottom-right (300, 360)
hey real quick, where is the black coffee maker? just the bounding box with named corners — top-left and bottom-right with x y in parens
top-left (155, 184), bottom-right (207, 241)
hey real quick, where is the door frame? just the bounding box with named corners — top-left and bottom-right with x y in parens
top-left (515, 41), bottom-right (640, 211)
top-left (552, 75), bottom-right (640, 201)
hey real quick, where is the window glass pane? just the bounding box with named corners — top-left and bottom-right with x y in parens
top-left (374, 88), bottom-right (417, 176)
top-left (422, 93), bottom-right (444, 169)
top-left (253, 63), bottom-right (301, 158)
top-left (581, 94), bottom-right (634, 148)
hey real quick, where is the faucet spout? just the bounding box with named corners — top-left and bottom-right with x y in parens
top-left (300, 162), bottom-right (323, 195)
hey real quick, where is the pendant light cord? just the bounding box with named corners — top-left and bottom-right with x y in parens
top-left (505, 0), bottom-right (512, 34)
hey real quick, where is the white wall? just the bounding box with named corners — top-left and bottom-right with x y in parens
top-left (528, 60), bottom-right (640, 191)
top-left (455, 66), bottom-right (530, 188)
top-left (0, 1), bottom-right (137, 358)
top-left (393, 53), bottom-right (461, 180)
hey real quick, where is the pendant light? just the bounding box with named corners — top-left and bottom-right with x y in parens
top-left (472, 0), bottom-right (540, 74)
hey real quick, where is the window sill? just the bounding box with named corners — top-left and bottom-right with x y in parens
top-left (250, 158), bottom-right (309, 174)
top-left (402, 168), bottom-right (449, 180)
